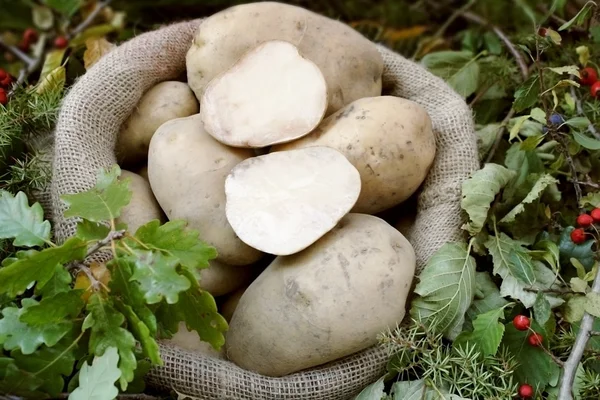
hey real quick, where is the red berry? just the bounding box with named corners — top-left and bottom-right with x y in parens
top-left (513, 315), bottom-right (530, 331)
top-left (18, 39), bottom-right (30, 52)
top-left (518, 383), bottom-right (534, 398)
top-left (580, 67), bottom-right (598, 86)
top-left (0, 88), bottom-right (7, 106)
top-left (591, 81), bottom-right (600, 98)
top-left (528, 332), bottom-right (543, 346)
top-left (23, 28), bottom-right (38, 45)
top-left (571, 228), bottom-right (587, 244)
top-left (538, 27), bottom-right (547, 37)
top-left (0, 73), bottom-right (11, 88)
top-left (591, 208), bottom-right (600, 222)
top-left (577, 213), bottom-right (594, 227)
top-left (54, 36), bottom-right (68, 49)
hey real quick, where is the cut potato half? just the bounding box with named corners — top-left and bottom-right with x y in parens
top-left (200, 40), bottom-right (328, 148)
top-left (225, 147), bottom-right (361, 255)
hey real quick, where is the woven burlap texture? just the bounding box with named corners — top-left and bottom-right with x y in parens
top-left (46, 16), bottom-right (479, 400)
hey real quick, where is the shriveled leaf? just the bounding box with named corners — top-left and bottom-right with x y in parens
top-left (62, 165), bottom-right (132, 222)
top-left (461, 164), bottom-right (516, 235)
top-left (455, 306), bottom-right (506, 356)
top-left (559, 1), bottom-right (596, 31)
top-left (547, 65), bottom-right (580, 77)
top-left (410, 242), bottom-right (476, 340)
top-left (573, 131), bottom-right (600, 150)
top-left (545, 28), bottom-right (562, 45)
top-left (533, 292), bottom-right (551, 325)
top-left (0, 191), bottom-right (51, 247)
top-left (36, 66), bottom-right (66, 95)
top-left (83, 38), bottom-right (115, 70)
top-left (0, 299), bottom-right (72, 355)
top-left (68, 346), bottom-right (121, 400)
top-left (500, 174), bottom-right (558, 223)
top-left (20, 291), bottom-right (85, 325)
top-left (353, 376), bottom-right (385, 400)
top-left (585, 293), bottom-right (600, 318)
top-left (421, 51), bottom-right (480, 97)
top-left (513, 75), bottom-right (540, 112)
top-left (0, 237), bottom-right (87, 298)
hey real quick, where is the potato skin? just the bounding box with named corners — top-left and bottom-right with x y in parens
top-left (198, 261), bottom-right (257, 297)
top-left (186, 2), bottom-right (383, 116)
top-left (225, 213), bottom-right (416, 377)
top-left (162, 322), bottom-right (225, 359)
top-left (147, 114), bottom-right (263, 266)
top-left (116, 81), bottom-right (199, 167)
top-left (273, 96), bottom-right (436, 214)
top-left (116, 170), bottom-right (166, 234)
top-left (220, 286), bottom-right (246, 323)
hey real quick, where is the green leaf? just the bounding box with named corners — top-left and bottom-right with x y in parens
top-left (45, 0), bottom-right (82, 17)
top-left (502, 323), bottom-right (561, 392)
top-left (533, 240), bottom-right (560, 271)
top-left (580, 192), bottom-right (600, 208)
top-left (0, 191), bottom-right (51, 247)
top-left (485, 232), bottom-right (522, 278)
top-left (476, 124), bottom-right (500, 160)
top-left (585, 292), bottom-right (600, 318)
top-left (570, 277), bottom-right (589, 293)
top-left (455, 306), bottom-right (506, 356)
top-left (127, 250), bottom-right (191, 305)
top-left (0, 299), bottom-right (72, 355)
top-left (464, 272), bottom-right (509, 331)
top-left (520, 135), bottom-right (545, 151)
top-left (36, 264), bottom-right (72, 298)
top-left (20, 291), bottom-right (85, 325)
top-left (559, 1), bottom-right (596, 31)
top-left (542, 80), bottom-right (580, 95)
top-left (32, 5), bottom-right (54, 30)
top-left (500, 174), bottom-right (558, 223)
top-left (0, 357), bottom-right (46, 398)
top-left (565, 117), bottom-right (591, 130)
top-left (116, 301), bottom-right (161, 365)
top-left (62, 165), bottom-right (132, 223)
top-left (533, 292), bottom-right (551, 325)
top-left (559, 227), bottom-right (595, 270)
top-left (461, 164), bottom-right (516, 235)
top-left (508, 249), bottom-right (536, 285)
top-left (547, 65), bottom-right (581, 77)
top-left (421, 51), bottom-right (480, 97)
top-left (68, 346), bottom-right (121, 400)
top-left (513, 75), bottom-right (540, 112)
top-left (500, 261), bottom-right (564, 309)
top-left (563, 295), bottom-right (586, 323)
top-left (410, 242), bottom-right (476, 340)
top-left (529, 108), bottom-right (546, 124)
top-left (130, 219), bottom-right (218, 278)
top-left (83, 294), bottom-right (136, 390)
top-left (353, 376), bottom-right (385, 400)
top-left (0, 237), bottom-right (87, 298)
top-left (75, 220), bottom-right (111, 242)
top-left (573, 131), bottom-right (600, 150)
top-left (390, 379), bottom-right (467, 400)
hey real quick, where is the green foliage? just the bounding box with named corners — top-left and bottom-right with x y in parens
top-left (68, 346), bottom-right (121, 400)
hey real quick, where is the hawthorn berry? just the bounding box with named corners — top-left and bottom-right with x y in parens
top-left (571, 228), bottom-right (587, 244)
top-left (0, 69), bottom-right (6, 81)
top-left (528, 332), bottom-right (543, 347)
top-left (580, 67), bottom-right (598, 86)
top-left (591, 81), bottom-right (600, 98)
top-left (23, 28), bottom-right (38, 45)
top-left (518, 383), bottom-right (534, 399)
top-left (0, 88), bottom-right (7, 106)
top-left (54, 36), bottom-right (68, 49)
top-left (512, 315), bottom-right (530, 331)
top-left (577, 213), bottom-right (594, 227)
top-left (591, 208), bottom-right (600, 222)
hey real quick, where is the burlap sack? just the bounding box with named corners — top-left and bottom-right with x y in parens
top-left (44, 13), bottom-right (479, 400)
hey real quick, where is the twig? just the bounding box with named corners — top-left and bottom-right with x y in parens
top-left (484, 108), bottom-right (516, 164)
top-left (0, 38), bottom-right (36, 66)
top-left (86, 229), bottom-right (126, 257)
top-left (558, 267), bottom-right (600, 399)
top-left (572, 179), bottom-right (600, 189)
top-left (68, 0), bottom-right (114, 40)
top-left (590, 331), bottom-right (600, 336)
top-left (539, 342), bottom-right (565, 367)
top-left (569, 84), bottom-right (600, 140)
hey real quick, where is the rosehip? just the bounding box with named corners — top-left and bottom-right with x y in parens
top-left (0, 69), bottom-right (6, 81)
top-left (18, 38), bottom-right (30, 52)
top-left (513, 315), bottom-right (530, 331)
top-left (0, 88), bottom-right (7, 106)
top-left (591, 81), bottom-right (600, 98)
top-left (528, 332), bottom-right (543, 346)
top-left (54, 36), bottom-right (68, 49)
top-left (591, 208), bottom-right (600, 222)
top-left (580, 67), bottom-right (598, 86)
top-left (571, 228), bottom-right (586, 244)
top-left (577, 213), bottom-right (594, 227)
top-left (518, 383), bottom-right (534, 398)
top-left (23, 28), bottom-right (38, 45)
top-left (0, 73), bottom-right (11, 88)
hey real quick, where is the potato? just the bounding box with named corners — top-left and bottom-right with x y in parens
top-left (198, 260), bottom-right (258, 297)
top-left (148, 114), bottom-right (263, 266)
top-left (225, 147), bottom-right (361, 256)
top-left (162, 322), bottom-right (225, 359)
top-left (201, 40), bottom-right (328, 148)
top-left (186, 2), bottom-right (383, 116)
top-left (225, 213), bottom-right (416, 376)
top-left (136, 165), bottom-right (148, 181)
top-left (116, 81), bottom-right (199, 166)
top-left (220, 287), bottom-right (246, 323)
top-left (116, 170), bottom-right (166, 233)
top-left (273, 96), bottom-right (436, 214)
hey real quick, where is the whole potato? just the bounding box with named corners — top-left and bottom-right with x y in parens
top-left (186, 2), bottom-right (383, 116)
top-left (162, 322), bottom-right (225, 359)
top-left (116, 81), bottom-right (199, 166)
top-left (225, 213), bottom-right (416, 377)
top-left (273, 96), bottom-right (436, 214)
top-left (148, 114), bottom-right (263, 266)
top-left (198, 260), bottom-right (258, 297)
top-left (116, 170), bottom-right (166, 234)
top-left (136, 165), bottom-right (148, 181)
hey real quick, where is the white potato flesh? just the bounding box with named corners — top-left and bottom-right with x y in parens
top-left (225, 147), bottom-right (361, 256)
top-left (200, 40), bottom-right (327, 148)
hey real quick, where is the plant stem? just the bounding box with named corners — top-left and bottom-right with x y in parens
top-left (484, 108), bottom-right (516, 164)
top-left (68, 0), bottom-right (114, 40)
top-left (86, 229), bottom-right (125, 258)
top-left (555, 133), bottom-right (584, 211)
top-left (0, 39), bottom-right (36, 66)
top-left (523, 287), bottom-right (578, 295)
top-left (558, 267), bottom-right (600, 400)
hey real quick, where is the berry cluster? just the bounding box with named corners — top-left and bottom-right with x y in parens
top-left (0, 68), bottom-right (12, 106)
top-left (571, 208), bottom-right (600, 244)
top-left (512, 315), bottom-right (544, 398)
top-left (580, 66), bottom-right (600, 97)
